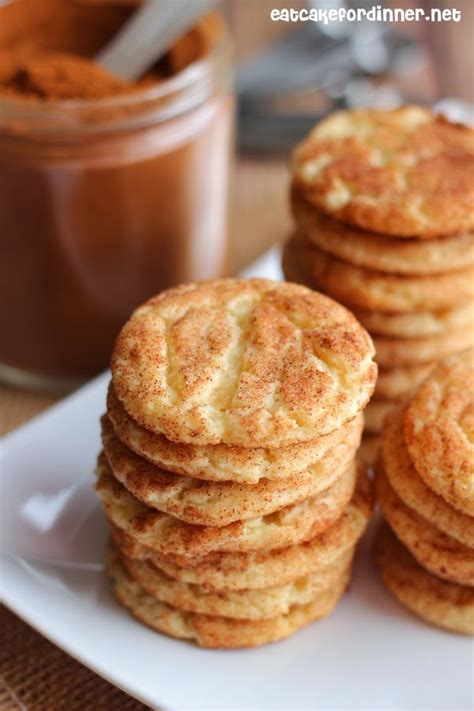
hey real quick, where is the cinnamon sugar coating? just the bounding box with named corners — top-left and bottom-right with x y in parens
top-left (111, 279), bottom-right (376, 446)
top-left (374, 524), bottom-right (474, 635)
top-left (293, 106), bottom-right (474, 238)
top-left (404, 349), bottom-right (474, 517)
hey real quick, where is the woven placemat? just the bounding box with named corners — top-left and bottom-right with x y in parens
top-left (0, 606), bottom-right (150, 710)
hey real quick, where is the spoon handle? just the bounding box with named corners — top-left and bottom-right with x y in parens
top-left (97, 0), bottom-right (215, 82)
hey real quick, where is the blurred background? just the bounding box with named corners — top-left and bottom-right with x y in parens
top-left (225, 0), bottom-right (473, 270)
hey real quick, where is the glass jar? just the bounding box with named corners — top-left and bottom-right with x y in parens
top-left (0, 7), bottom-right (233, 391)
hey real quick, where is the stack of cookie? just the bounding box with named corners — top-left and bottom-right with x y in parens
top-left (96, 278), bottom-right (377, 648)
top-left (375, 349), bottom-right (474, 635)
top-left (284, 106), bottom-right (474, 462)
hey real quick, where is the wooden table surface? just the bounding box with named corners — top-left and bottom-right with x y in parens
top-left (0, 155), bottom-right (292, 710)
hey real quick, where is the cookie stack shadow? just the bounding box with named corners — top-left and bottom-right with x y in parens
top-left (95, 279), bottom-right (377, 648)
top-left (283, 106), bottom-right (474, 464)
top-left (374, 349), bottom-right (474, 635)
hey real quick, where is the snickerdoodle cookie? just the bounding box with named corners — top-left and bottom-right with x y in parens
top-left (376, 462), bottom-right (474, 587)
top-left (111, 279), bottom-right (376, 447)
top-left (374, 363), bottom-right (433, 399)
top-left (284, 236), bottom-right (474, 313)
top-left (107, 544), bottom-right (350, 648)
top-left (121, 547), bottom-right (353, 620)
top-left (111, 472), bottom-right (373, 591)
top-left (292, 106), bottom-right (474, 237)
top-left (373, 329), bottom-right (473, 367)
top-left (96, 454), bottom-right (356, 558)
top-left (101, 415), bottom-right (358, 526)
top-left (291, 189), bottom-right (474, 274)
top-left (353, 303), bottom-right (474, 339)
top-left (381, 405), bottom-right (474, 547)
top-left (106, 383), bottom-right (364, 484)
top-left (374, 524), bottom-right (474, 635)
top-left (404, 349), bottom-right (474, 517)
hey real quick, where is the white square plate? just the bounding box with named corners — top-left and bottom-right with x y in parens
top-left (1, 250), bottom-right (472, 710)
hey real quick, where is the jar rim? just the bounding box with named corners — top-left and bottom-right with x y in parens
top-left (0, 30), bottom-right (231, 133)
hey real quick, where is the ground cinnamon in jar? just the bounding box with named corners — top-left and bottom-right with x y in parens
top-left (0, 52), bottom-right (132, 100)
top-left (0, 0), bottom-right (233, 388)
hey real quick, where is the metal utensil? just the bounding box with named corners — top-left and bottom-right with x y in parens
top-left (237, 20), bottom-right (422, 153)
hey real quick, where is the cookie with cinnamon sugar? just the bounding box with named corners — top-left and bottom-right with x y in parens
top-left (293, 106), bottom-right (474, 237)
top-left (111, 279), bottom-right (376, 447)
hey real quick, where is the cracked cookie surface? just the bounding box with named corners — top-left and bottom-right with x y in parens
top-left (110, 471), bottom-right (373, 591)
top-left (381, 404), bottom-right (474, 547)
top-left (96, 454), bottom-right (356, 558)
top-left (404, 349), bottom-right (474, 517)
top-left (376, 462), bottom-right (474, 587)
top-left (107, 543), bottom-right (350, 648)
top-left (111, 279), bottom-right (376, 446)
top-left (375, 524), bottom-right (474, 635)
top-left (293, 106), bottom-right (474, 237)
top-left (284, 235), bottom-right (474, 314)
top-left (107, 382), bottom-right (363, 483)
top-left (101, 414), bottom-right (359, 526)
top-left (291, 189), bottom-right (474, 274)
